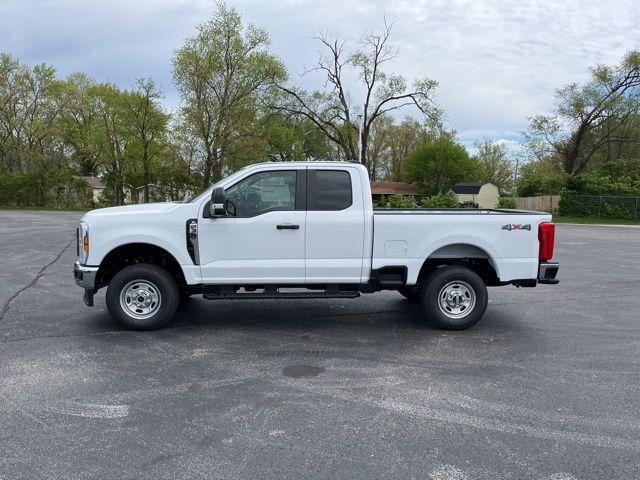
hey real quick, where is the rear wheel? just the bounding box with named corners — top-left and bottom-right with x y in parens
top-left (106, 264), bottom-right (179, 330)
top-left (398, 286), bottom-right (421, 302)
top-left (420, 266), bottom-right (488, 330)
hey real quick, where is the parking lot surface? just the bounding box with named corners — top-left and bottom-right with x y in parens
top-left (1, 210), bottom-right (639, 479)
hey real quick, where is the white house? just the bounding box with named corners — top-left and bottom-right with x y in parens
top-left (76, 176), bottom-right (105, 203)
top-left (453, 183), bottom-right (500, 208)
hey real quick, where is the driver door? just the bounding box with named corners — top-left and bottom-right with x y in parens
top-left (198, 169), bottom-right (306, 284)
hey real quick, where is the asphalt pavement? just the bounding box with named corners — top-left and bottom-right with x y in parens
top-left (1, 210), bottom-right (639, 479)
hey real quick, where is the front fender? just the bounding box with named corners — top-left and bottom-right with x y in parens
top-left (90, 234), bottom-right (192, 268)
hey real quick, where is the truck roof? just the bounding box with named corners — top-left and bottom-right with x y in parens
top-left (244, 161), bottom-right (366, 169)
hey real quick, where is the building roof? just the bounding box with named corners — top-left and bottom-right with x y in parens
top-left (452, 183), bottom-right (485, 194)
top-left (76, 176), bottom-right (104, 189)
top-left (370, 181), bottom-right (419, 195)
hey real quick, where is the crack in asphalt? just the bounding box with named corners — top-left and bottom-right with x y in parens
top-left (0, 235), bottom-right (75, 322)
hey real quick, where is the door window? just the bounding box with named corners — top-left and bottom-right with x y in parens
top-left (307, 170), bottom-right (352, 211)
top-left (225, 170), bottom-right (297, 217)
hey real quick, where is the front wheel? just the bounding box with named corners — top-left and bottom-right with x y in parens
top-left (106, 264), bottom-right (179, 330)
top-left (421, 266), bottom-right (488, 330)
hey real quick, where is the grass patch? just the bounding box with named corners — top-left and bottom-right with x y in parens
top-left (553, 215), bottom-right (640, 225)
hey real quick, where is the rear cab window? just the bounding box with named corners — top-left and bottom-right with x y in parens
top-left (307, 169), bottom-right (352, 211)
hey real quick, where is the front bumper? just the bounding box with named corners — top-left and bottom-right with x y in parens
top-left (74, 261), bottom-right (98, 289)
top-left (538, 262), bottom-right (559, 284)
top-left (74, 261), bottom-right (99, 306)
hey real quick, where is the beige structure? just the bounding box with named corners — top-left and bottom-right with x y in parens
top-left (76, 176), bottom-right (105, 203)
top-left (516, 195), bottom-right (560, 213)
top-left (453, 183), bottom-right (499, 208)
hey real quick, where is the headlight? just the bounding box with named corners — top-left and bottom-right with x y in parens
top-left (78, 221), bottom-right (89, 264)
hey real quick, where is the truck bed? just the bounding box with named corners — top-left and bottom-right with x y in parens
top-left (371, 208), bottom-right (552, 284)
top-left (374, 208), bottom-right (547, 215)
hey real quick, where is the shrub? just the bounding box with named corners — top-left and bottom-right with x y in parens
top-left (498, 197), bottom-right (517, 209)
top-left (386, 194), bottom-right (417, 208)
top-left (374, 194), bottom-right (387, 207)
top-left (558, 189), bottom-right (590, 217)
top-left (559, 188), bottom-right (636, 219)
top-left (0, 167), bottom-right (92, 209)
top-left (420, 190), bottom-right (459, 208)
top-left (595, 200), bottom-right (634, 220)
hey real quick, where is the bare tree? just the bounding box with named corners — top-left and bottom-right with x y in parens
top-left (274, 20), bottom-right (440, 176)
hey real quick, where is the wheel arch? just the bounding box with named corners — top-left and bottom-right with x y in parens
top-left (417, 243), bottom-right (500, 286)
top-left (95, 242), bottom-right (187, 290)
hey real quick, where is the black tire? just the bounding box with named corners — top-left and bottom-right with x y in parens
top-left (420, 266), bottom-right (488, 330)
top-left (398, 286), bottom-right (421, 302)
top-left (106, 264), bottom-right (179, 331)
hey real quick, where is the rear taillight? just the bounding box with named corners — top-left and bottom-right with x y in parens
top-left (538, 222), bottom-right (555, 261)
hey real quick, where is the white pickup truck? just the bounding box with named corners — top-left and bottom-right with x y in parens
top-left (73, 161), bottom-right (558, 330)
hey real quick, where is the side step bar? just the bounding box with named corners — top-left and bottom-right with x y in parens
top-left (204, 290), bottom-right (360, 300)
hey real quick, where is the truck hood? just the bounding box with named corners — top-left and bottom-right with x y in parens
top-left (82, 202), bottom-right (186, 220)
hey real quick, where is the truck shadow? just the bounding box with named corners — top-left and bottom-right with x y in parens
top-left (169, 295), bottom-right (426, 330)
top-left (162, 295), bottom-right (519, 336)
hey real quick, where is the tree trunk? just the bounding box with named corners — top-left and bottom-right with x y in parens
top-left (143, 147), bottom-right (150, 203)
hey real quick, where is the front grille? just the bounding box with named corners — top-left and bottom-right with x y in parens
top-left (76, 227), bottom-right (80, 257)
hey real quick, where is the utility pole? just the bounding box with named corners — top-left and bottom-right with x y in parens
top-left (513, 155), bottom-right (520, 197)
top-left (357, 113), bottom-right (363, 164)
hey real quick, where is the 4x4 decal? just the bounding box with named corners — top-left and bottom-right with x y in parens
top-left (502, 224), bottom-right (531, 231)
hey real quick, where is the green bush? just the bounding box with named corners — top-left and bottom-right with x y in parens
top-left (0, 167), bottom-right (92, 209)
top-left (558, 189), bottom-right (589, 216)
top-left (420, 190), bottom-right (459, 208)
top-left (374, 194), bottom-right (387, 207)
top-left (595, 200), bottom-right (634, 220)
top-left (498, 197), bottom-right (517, 209)
top-left (386, 194), bottom-right (417, 208)
top-left (517, 158), bottom-right (567, 196)
top-left (559, 188), bottom-right (637, 219)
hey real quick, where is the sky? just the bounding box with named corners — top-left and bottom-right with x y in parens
top-left (1, 0), bottom-right (639, 152)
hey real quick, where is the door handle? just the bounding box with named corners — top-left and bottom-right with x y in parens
top-left (276, 224), bottom-right (300, 230)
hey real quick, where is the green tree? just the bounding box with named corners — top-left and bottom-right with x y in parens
top-left (122, 79), bottom-right (169, 202)
top-left (386, 117), bottom-right (429, 181)
top-left (172, 2), bottom-right (286, 187)
top-left (58, 72), bottom-right (101, 176)
top-left (262, 112), bottom-right (333, 162)
top-left (525, 50), bottom-right (640, 175)
top-left (473, 139), bottom-right (513, 192)
top-left (516, 157), bottom-right (567, 196)
top-left (0, 53), bottom-right (63, 175)
top-left (402, 137), bottom-right (482, 195)
top-left (93, 83), bottom-right (131, 205)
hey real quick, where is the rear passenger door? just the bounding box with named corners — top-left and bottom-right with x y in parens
top-left (305, 168), bottom-right (365, 284)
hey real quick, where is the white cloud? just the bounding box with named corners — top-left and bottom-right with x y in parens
top-left (1, 0), bottom-right (638, 146)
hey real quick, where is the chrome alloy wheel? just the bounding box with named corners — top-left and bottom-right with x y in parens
top-left (119, 280), bottom-right (162, 320)
top-left (437, 280), bottom-right (476, 319)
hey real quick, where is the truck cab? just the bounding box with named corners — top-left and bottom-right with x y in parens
top-left (74, 162), bottom-right (558, 331)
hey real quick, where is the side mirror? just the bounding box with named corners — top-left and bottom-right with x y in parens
top-left (210, 187), bottom-right (227, 217)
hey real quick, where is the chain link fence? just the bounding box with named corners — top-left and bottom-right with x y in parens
top-left (560, 194), bottom-right (640, 220)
